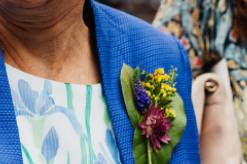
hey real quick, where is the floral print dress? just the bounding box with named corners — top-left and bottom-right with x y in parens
top-left (6, 64), bottom-right (121, 164)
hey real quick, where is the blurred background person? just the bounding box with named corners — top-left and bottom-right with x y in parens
top-left (153, 0), bottom-right (247, 163)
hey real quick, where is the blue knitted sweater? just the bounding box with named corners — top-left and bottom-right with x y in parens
top-left (0, 0), bottom-right (199, 163)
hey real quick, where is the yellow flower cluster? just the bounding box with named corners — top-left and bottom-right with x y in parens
top-left (164, 108), bottom-right (176, 120)
top-left (141, 68), bottom-right (177, 120)
top-left (143, 68), bottom-right (177, 102)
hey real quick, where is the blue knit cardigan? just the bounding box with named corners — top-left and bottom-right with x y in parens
top-left (0, 0), bottom-right (199, 163)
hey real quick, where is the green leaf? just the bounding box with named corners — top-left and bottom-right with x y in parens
top-left (120, 64), bottom-right (142, 128)
top-left (133, 128), bottom-right (148, 164)
top-left (152, 93), bottom-right (186, 164)
top-left (134, 67), bottom-right (141, 81)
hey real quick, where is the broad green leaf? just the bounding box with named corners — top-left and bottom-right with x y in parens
top-left (120, 64), bottom-right (142, 128)
top-left (133, 128), bottom-right (148, 164)
top-left (152, 93), bottom-right (186, 164)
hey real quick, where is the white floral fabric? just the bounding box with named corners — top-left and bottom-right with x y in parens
top-left (6, 64), bottom-right (121, 164)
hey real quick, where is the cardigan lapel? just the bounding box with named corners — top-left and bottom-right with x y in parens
top-left (0, 50), bottom-right (23, 163)
top-left (89, 1), bottom-right (134, 163)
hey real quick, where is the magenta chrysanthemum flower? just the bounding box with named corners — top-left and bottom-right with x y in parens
top-left (140, 107), bottom-right (171, 150)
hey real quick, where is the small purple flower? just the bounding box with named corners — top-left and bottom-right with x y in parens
top-left (133, 80), bottom-right (151, 113)
top-left (140, 107), bottom-right (171, 150)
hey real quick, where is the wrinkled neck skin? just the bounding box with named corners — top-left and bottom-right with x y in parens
top-left (0, 0), bottom-right (100, 84)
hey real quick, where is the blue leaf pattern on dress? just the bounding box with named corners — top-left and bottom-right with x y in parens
top-left (18, 80), bottom-right (38, 114)
top-left (11, 89), bottom-right (33, 117)
top-left (12, 79), bottom-right (82, 134)
top-left (42, 127), bottom-right (59, 163)
top-left (38, 81), bottom-right (55, 115)
top-left (47, 106), bottom-right (82, 134)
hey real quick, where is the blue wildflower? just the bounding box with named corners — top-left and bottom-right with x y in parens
top-left (133, 80), bottom-right (151, 113)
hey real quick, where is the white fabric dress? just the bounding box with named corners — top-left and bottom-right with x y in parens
top-left (6, 64), bottom-right (121, 164)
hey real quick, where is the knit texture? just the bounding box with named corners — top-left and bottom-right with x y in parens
top-left (0, 0), bottom-right (200, 163)
top-left (0, 50), bottom-right (23, 164)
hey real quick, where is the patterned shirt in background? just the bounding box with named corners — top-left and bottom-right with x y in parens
top-left (153, 0), bottom-right (247, 161)
top-left (6, 64), bottom-right (121, 164)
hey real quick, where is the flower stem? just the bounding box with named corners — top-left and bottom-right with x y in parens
top-left (147, 141), bottom-right (152, 164)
